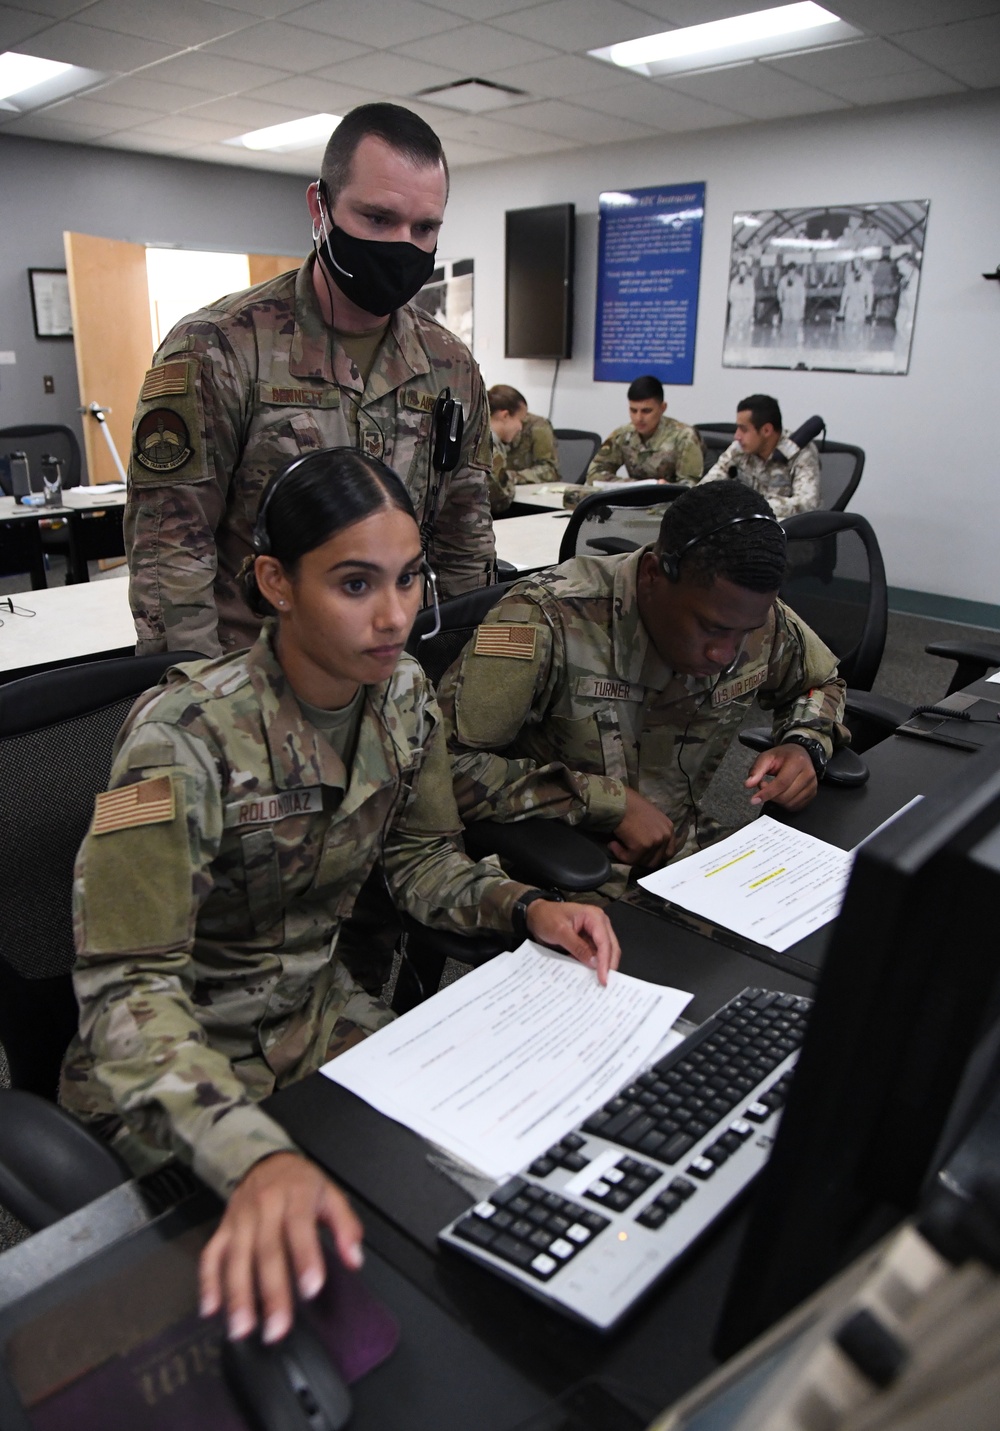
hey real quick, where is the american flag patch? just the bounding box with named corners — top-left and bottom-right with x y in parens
top-left (92, 776), bottom-right (175, 835)
top-left (473, 624), bottom-right (537, 660)
top-left (140, 361), bottom-right (189, 402)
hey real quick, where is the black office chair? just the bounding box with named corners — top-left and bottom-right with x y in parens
top-left (0, 649), bottom-right (201, 1229)
top-left (558, 483), bottom-right (683, 563)
top-left (0, 424), bottom-right (82, 494)
top-left (738, 511), bottom-right (896, 776)
top-left (391, 583), bottom-right (611, 1013)
top-left (552, 429), bottom-right (602, 485)
top-left (924, 637), bottom-right (1000, 695)
top-left (815, 439), bottom-right (864, 511)
top-left (695, 424), bottom-right (736, 476)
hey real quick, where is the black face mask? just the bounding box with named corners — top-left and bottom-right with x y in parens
top-left (316, 218), bottom-right (436, 317)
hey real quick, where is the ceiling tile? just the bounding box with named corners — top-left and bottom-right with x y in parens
top-left (246, 73), bottom-right (381, 110)
top-left (200, 0), bottom-right (309, 16)
top-left (94, 129), bottom-right (197, 152)
top-left (416, 0), bottom-right (540, 17)
top-left (127, 111), bottom-right (249, 141)
top-left (140, 50), bottom-right (290, 92)
top-left (84, 74), bottom-right (212, 109)
top-left (78, 0), bottom-right (255, 47)
top-left (819, 68), bottom-right (967, 105)
top-left (824, 0), bottom-right (1000, 36)
top-left (314, 51), bottom-right (463, 95)
top-left (200, 20), bottom-right (370, 69)
top-left (580, 76), bottom-right (742, 127)
top-left (42, 94), bottom-right (159, 126)
top-left (185, 93), bottom-right (304, 126)
top-left (489, 51), bottom-right (623, 98)
top-left (0, 5), bottom-right (52, 48)
top-left (763, 38), bottom-right (930, 87)
top-left (4, 0), bottom-right (98, 17)
top-left (17, 19), bottom-right (179, 67)
top-left (891, 14), bottom-right (1000, 85)
top-left (401, 23), bottom-right (559, 71)
top-left (625, 0), bottom-right (778, 22)
top-left (436, 110), bottom-right (581, 152)
top-left (286, 0), bottom-right (454, 48)
top-left (492, 0), bottom-right (664, 54)
top-left (498, 95), bottom-right (657, 142)
top-left (440, 136), bottom-right (515, 164)
top-left (665, 60), bottom-right (849, 119)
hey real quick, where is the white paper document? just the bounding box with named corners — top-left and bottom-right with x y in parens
top-left (988, 670), bottom-right (1000, 684)
top-left (321, 944), bottom-right (692, 1182)
top-left (639, 816), bottom-right (853, 953)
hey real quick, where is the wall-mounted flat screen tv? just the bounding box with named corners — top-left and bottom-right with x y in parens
top-left (505, 203), bottom-right (574, 360)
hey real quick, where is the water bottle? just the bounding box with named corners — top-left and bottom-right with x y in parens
top-left (10, 451), bottom-right (30, 501)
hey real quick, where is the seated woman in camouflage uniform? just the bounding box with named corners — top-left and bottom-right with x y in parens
top-left (61, 448), bottom-right (618, 1347)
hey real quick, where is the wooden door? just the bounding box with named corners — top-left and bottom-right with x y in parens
top-left (64, 232), bottom-right (153, 486)
top-left (248, 252), bottom-right (305, 285)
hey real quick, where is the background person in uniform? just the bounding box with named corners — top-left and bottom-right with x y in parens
top-left (584, 375), bottom-right (703, 486)
top-left (436, 483), bottom-right (846, 901)
top-left (487, 385), bottom-right (561, 487)
top-left (125, 102), bottom-right (496, 659)
top-left (701, 394), bottom-right (820, 520)
top-left (62, 449), bottom-right (619, 1346)
top-left (486, 398), bottom-right (523, 516)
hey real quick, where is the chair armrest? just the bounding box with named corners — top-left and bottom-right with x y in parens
top-left (737, 729), bottom-right (869, 787)
top-left (925, 640), bottom-right (1000, 695)
top-left (0, 1090), bottom-right (128, 1231)
top-left (844, 690), bottom-right (911, 731)
top-left (585, 537), bottom-right (640, 556)
top-left (463, 819), bottom-right (612, 893)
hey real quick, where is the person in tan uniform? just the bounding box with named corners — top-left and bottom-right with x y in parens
top-left (126, 103), bottom-right (496, 658)
top-left (437, 483), bottom-right (847, 900)
top-left (585, 375), bottom-right (703, 486)
top-left (487, 384), bottom-right (561, 486)
top-left (701, 394), bottom-right (821, 519)
top-left (63, 449), bottom-right (619, 1346)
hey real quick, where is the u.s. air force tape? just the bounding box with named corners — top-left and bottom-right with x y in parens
top-left (473, 624), bottom-right (537, 660)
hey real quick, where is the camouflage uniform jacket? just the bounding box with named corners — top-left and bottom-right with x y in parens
top-left (585, 416), bottom-right (703, 486)
top-left (505, 412), bottom-right (561, 485)
top-left (126, 255), bottom-right (495, 657)
top-left (701, 433), bottom-right (820, 519)
top-left (437, 549), bottom-right (846, 893)
top-left (61, 623), bottom-right (529, 1199)
top-left (488, 431), bottom-right (516, 516)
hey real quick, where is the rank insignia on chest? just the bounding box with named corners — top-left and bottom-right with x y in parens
top-left (473, 624), bottom-right (537, 660)
top-left (574, 676), bottom-right (645, 702)
top-left (711, 665), bottom-right (767, 706)
top-left (361, 427), bottom-right (384, 459)
top-left (92, 776), bottom-right (175, 835)
top-left (400, 386), bottom-right (437, 414)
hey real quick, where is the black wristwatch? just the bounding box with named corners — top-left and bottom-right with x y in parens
top-left (782, 734), bottom-right (829, 779)
top-left (511, 889), bottom-right (564, 943)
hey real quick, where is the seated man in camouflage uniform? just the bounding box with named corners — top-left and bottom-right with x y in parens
top-left (585, 375), bottom-right (703, 486)
top-left (487, 384), bottom-right (561, 489)
top-left (437, 483), bottom-right (846, 899)
top-left (701, 394), bottom-right (820, 519)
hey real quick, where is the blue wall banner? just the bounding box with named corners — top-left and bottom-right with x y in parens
top-left (594, 183), bottom-right (705, 386)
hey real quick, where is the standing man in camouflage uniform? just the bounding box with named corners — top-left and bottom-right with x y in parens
top-left (701, 394), bottom-right (820, 519)
top-left (585, 375), bottom-right (703, 486)
top-left (126, 102), bottom-right (495, 658)
top-left (488, 384), bottom-right (561, 486)
top-left (437, 483), bottom-right (846, 900)
top-left (64, 451), bottom-right (618, 1345)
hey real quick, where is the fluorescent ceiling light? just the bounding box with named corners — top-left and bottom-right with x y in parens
top-left (590, 3), bottom-right (860, 78)
top-left (228, 113), bottom-right (340, 152)
top-left (0, 52), bottom-right (71, 102)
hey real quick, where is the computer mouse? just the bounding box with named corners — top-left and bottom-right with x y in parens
top-left (222, 1318), bottom-right (353, 1431)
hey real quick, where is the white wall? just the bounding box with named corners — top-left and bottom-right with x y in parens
top-left (441, 90), bottom-right (1000, 610)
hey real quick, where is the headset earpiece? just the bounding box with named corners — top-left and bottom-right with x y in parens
top-left (418, 560), bottom-right (441, 641)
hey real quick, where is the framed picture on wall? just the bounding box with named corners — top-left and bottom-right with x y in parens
top-left (28, 267), bottom-right (73, 339)
top-left (413, 257), bottom-right (474, 350)
top-left (722, 200), bottom-right (929, 376)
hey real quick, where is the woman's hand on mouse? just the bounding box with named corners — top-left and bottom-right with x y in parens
top-left (199, 1152), bottom-right (363, 1343)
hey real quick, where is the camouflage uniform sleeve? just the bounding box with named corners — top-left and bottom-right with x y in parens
top-left (700, 441), bottom-right (741, 485)
top-left (768, 443), bottom-right (821, 519)
top-left (584, 429), bottom-right (627, 485)
top-left (675, 425), bottom-right (706, 483)
top-left (426, 362), bottom-right (497, 599)
top-left (125, 320), bottom-right (249, 658)
top-left (382, 688), bottom-right (531, 933)
top-left (437, 593), bottom-right (629, 832)
top-left (758, 601), bottom-right (849, 758)
top-left (487, 439), bottom-right (516, 516)
top-left (71, 721), bottom-right (298, 1199)
top-left (516, 419), bottom-right (561, 484)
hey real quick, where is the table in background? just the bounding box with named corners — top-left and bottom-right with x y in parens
top-left (0, 491), bottom-right (126, 587)
top-left (493, 509), bottom-right (570, 572)
top-left (0, 576), bottom-right (134, 682)
top-left (502, 482), bottom-right (573, 515)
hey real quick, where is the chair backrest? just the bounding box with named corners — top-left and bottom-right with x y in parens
top-left (0, 650), bottom-right (202, 1098)
top-left (779, 511), bottom-right (887, 692)
top-left (406, 582), bottom-right (518, 686)
top-left (815, 439), bottom-right (865, 511)
top-left (0, 424), bottom-right (82, 494)
top-left (695, 423), bottom-right (736, 475)
top-left (552, 429), bottom-right (602, 485)
top-left (558, 483), bottom-right (683, 564)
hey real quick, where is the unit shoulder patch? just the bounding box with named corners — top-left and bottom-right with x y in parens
top-left (473, 624), bottom-right (537, 660)
top-left (134, 409), bottom-right (193, 474)
top-left (92, 776), bottom-right (175, 835)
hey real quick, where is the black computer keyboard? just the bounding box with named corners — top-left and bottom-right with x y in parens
top-left (439, 988), bottom-right (811, 1329)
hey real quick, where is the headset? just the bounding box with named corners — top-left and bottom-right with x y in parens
top-left (659, 512), bottom-right (784, 583)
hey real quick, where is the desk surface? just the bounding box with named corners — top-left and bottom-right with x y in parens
top-left (0, 575), bottom-right (134, 678)
top-left (493, 509), bottom-right (570, 571)
top-left (504, 482), bottom-right (573, 513)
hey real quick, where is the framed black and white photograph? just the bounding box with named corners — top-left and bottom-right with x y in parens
top-left (722, 201), bottom-right (929, 376)
top-left (414, 257), bottom-right (474, 350)
top-left (28, 267), bottom-right (73, 339)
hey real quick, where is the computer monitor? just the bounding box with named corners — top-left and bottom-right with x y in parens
top-left (715, 741), bottom-right (1000, 1356)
